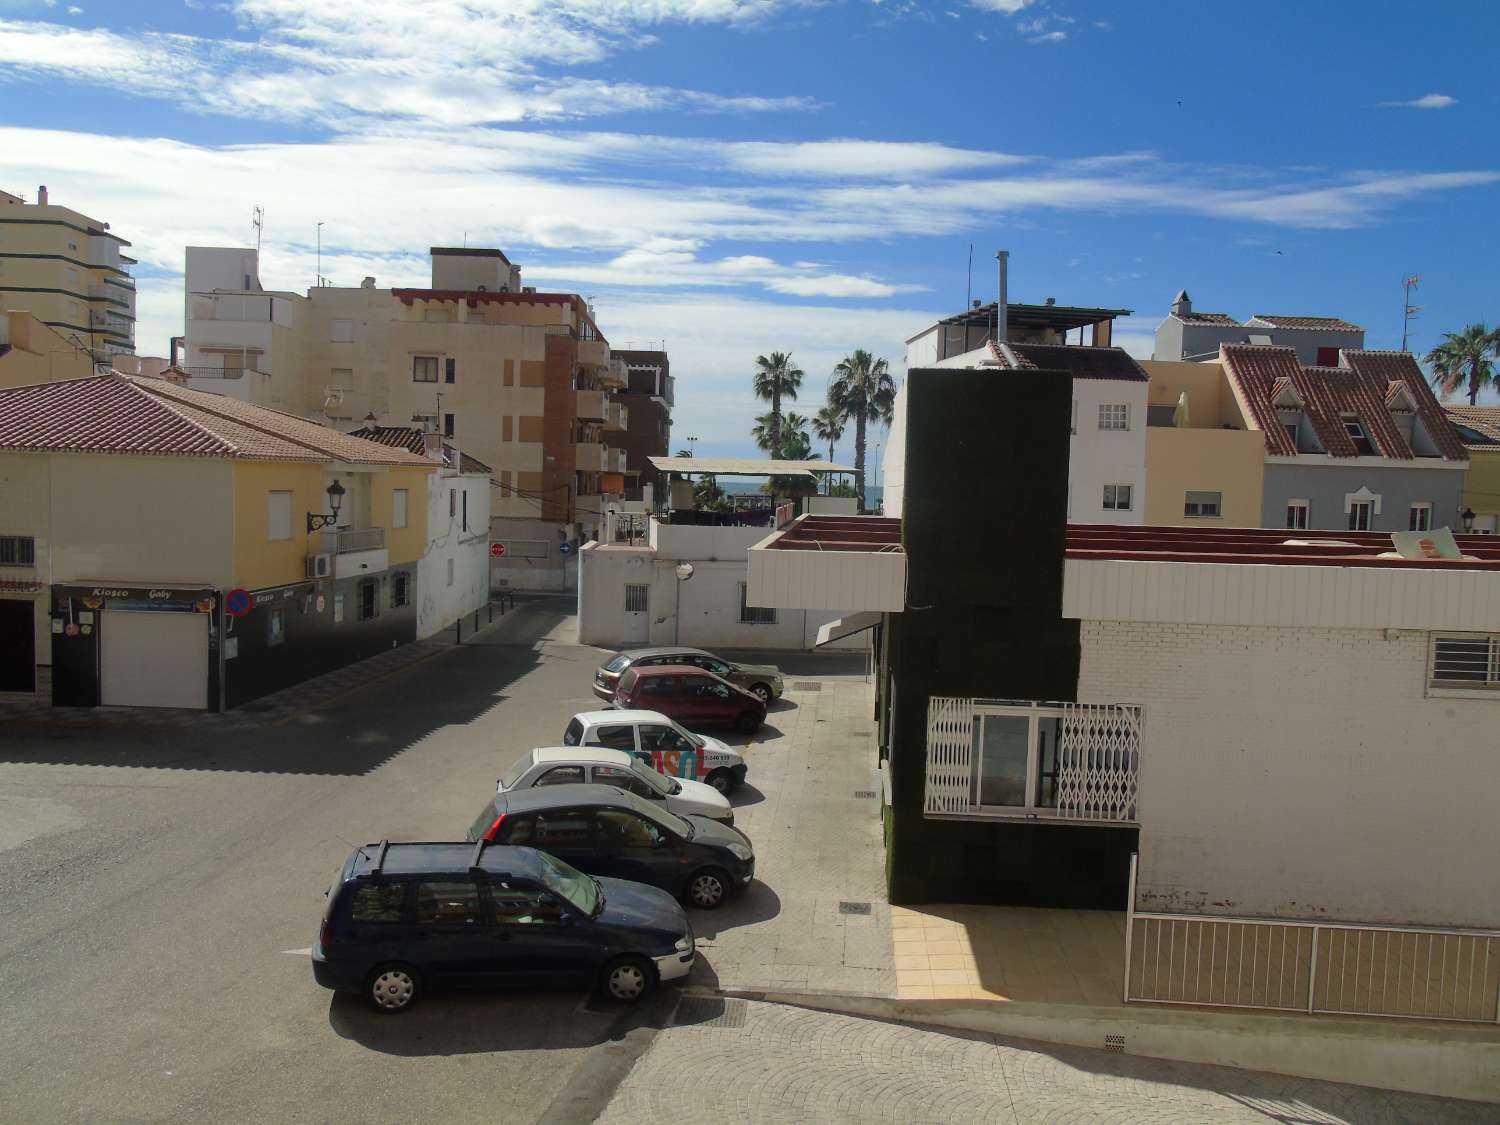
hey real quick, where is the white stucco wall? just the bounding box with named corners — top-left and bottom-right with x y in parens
top-left (1078, 618), bottom-right (1500, 929)
top-left (881, 381), bottom-right (908, 521)
top-left (1068, 378), bottom-right (1148, 524)
top-left (417, 470), bottom-right (491, 639)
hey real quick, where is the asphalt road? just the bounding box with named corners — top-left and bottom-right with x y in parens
top-left (0, 596), bottom-right (1487, 1124)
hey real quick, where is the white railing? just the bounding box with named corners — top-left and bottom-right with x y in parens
top-left (322, 527), bottom-right (385, 554)
top-left (924, 696), bottom-right (975, 814)
top-left (1124, 857), bottom-right (1500, 1023)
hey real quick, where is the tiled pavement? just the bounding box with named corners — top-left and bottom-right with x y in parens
top-left (691, 672), bottom-right (895, 999)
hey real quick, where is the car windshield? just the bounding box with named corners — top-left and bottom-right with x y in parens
top-left (650, 805), bottom-right (694, 839)
top-left (629, 757), bottom-right (678, 796)
top-left (604, 654), bottom-right (631, 673)
top-left (497, 754), bottom-right (533, 790)
top-left (618, 668), bottom-right (638, 693)
top-left (534, 850), bottom-right (602, 916)
top-left (671, 720), bottom-right (705, 748)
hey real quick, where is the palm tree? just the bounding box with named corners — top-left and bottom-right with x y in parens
top-left (752, 410), bottom-right (811, 458)
top-left (750, 412), bottom-right (778, 454)
top-left (1426, 324), bottom-right (1500, 405)
top-left (674, 448), bottom-right (693, 458)
top-left (828, 349), bottom-right (897, 511)
top-left (812, 405), bottom-right (845, 490)
top-left (751, 351), bottom-right (803, 460)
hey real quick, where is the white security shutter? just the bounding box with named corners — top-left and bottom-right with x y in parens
top-left (1057, 703), bottom-right (1141, 821)
top-left (924, 696), bottom-right (973, 814)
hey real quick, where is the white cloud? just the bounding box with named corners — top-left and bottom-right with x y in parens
top-left (724, 139), bottom-right (1028, 179)
top-left (1029, 29), bottom-right (1066, 43)
top-left (1379, 93), bottom-right (1458, 109)
top-left (968, 0), bottom-right (1033, 11)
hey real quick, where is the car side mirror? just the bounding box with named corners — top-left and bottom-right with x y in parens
top-left (560, 912), bottom-right (577, 927)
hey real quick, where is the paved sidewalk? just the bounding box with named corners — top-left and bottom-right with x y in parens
top-left (691, 673), bottom-right (895, 998)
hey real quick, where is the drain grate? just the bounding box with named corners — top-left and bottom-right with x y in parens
top-left (674, 996), bottom-right (748, 1028)
top-left (1103, 1034), bottom-right (1126, 1053)
top-left (791, 681), bottom-right (822, 692)
top-left (839, 901), bottom-right (873, 915)
top-left (853, 790), bottom-right (877, 799)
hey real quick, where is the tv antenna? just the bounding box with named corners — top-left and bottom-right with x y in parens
top-left (1401, 274), bottom-right (1421, 352)
top-left (252, 205), bottom-right (264, 253)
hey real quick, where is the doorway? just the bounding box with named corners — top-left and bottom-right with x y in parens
top-left (0, 599), bottom-right (34, 692)
top-left (623, 584), bottom-right (649, 645)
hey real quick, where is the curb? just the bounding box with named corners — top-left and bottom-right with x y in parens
top-left (711, 988), bottom-right (1500, 1105)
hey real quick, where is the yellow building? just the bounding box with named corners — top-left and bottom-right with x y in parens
top-left (182, 246), bottom-right (630, 540)
top-left (0, 186), bottom-right (136, 361)
top-left (0, 310), bottom-right (94, 388)
top-left (1443, 406), bottom-right (1500, 535)
top-left (1141, 360), bottom-right (1265, 527)
top-left (0, 371), bottom-right (433, 709)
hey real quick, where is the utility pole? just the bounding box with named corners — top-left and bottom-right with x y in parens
top-left (252, 205), bottom-right (264, 254)
top-left (1401, 275), bottom-right (1421, 352)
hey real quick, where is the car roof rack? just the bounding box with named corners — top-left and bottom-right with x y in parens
top-left (469, 838), bottom-right (486, 871)
top-left (373, 839), bottom-right (390, 876)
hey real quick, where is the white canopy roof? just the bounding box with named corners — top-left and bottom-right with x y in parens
top-left (649, 456), bottom-right (857, 476)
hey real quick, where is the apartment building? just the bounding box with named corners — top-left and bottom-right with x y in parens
top-left (182, 245), bottom-right (632, 556)
top-left (1153, 289), bottom-right (1364, 364)
top-left (610, 348), bottom-right (673, 499)
top-left (0, 372), bottom-right (433, 709)
top-left (0, 186), bottom-right (136, 362)
top-left (0, 310), bottom-right (94, 389)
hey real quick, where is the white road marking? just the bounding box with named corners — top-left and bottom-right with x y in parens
top-left (282, 948), bottom-right (312, 956)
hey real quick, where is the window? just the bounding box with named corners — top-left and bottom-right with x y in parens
top-left (594, 725), bottom-right (638, 751)
top-left (490, 885), bottom-right (564, 926)
top-left (358, 577), bottom-right (378, 620)
top-left (444, 358), bottom-right (456, 384)
top-left (267, 608), bottom-right (285, 647)
top-left (640, 675), bottom-right (677, 696)
top-left (1344, 418), bottom-right (1376, 456)
top-left (1348, 500), bottom-right (1373, 531)
top-left (412, 355), bottom-right (438, 383)
top-left (1102, 484), bottom-right (1133, 511)
top-left (1430, 634), bottom-right (1500, 690)
top-left (461, 489), bottom-right (468, 531)
top-left (594, 809), bottom-right (662, 850)
top-left (1283, 422), bottom-right (1299, 449)
top-left (593, 765), bottom-right (654, 799)
top-left (449, 489), bottom-right (456, 518)
top-left (444, 412), bottom-right (455, 439)
top-left (412, 879), bottom-right (482, 925)
top-left (639, 724), bottom-right (695, 755)
top-left (267, 491), bottom-right (292, 541)
top-left (1409, 503), bottom-right (1433, 532)
top-left (1098, 403), bottom-right (1130, 431)
top-left (1286, 500), bottom-right (1309, 530)
top-left (446, 557), bottom-right (455, 587)
top-left (350, 881), bottom-right (406, 923)
top-left (333, 592), bottom-right (345, 624)
top-left (624, 584), bottom-right (649, 613)
top-left (393, 489), bottom-right (408, 530)
top-left (1316, 346), bottom-right (1339, 366)
top-left (330, 319), bottom-right (353, 342)
top-left (1183, 490), bottom-right (1222, 519)
top-left (391, 571), bottom-right (410, 608)
top-left (968, 705), bottom-right (1068, 813)
top-left (739, 582), bottom-right (777, 624)
top-left (536, 766), bottom-right (585, 786)
top-left (0, 535), bottom-right (36, 567)
top-left (502, 416), bottom-right (513, 442)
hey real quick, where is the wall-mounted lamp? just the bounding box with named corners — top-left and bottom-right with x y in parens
top-left (307, 479), bottom-right (346, 533)
top-left (1461, 508), bottom-right (1476, 533)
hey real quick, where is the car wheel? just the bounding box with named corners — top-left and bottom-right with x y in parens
top-left (706, 768), bottom-right (734, 796)
top-left (686, 868), bottom-right (731, 909)
top-left (366, 964), bottom-right (420, 1014)
top-left (599, 955), bottom-right (656, 1003)
top-left (750, 682), bottom-right (772, 704)
top-left (735, 711), bottom-right (760, 734)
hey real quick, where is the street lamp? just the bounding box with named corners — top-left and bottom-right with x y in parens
top-left (1462, 507), bottom-right (1475, 533)
top-left (673, 562), bottom-right (695, 645)
top-left (307, 479), bottom-right (346, 533)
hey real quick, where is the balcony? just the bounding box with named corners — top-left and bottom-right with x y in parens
top-left (608, 447), bottom-right (628, 474)
top-left (605, 400), bottom-right (629, 431)
top-left (316, 527), bottom-right (388, 580)
top-left (575, 442), bottom-right (606, 472)
top-left (601, 356), bottom-right (629, 389)
top-left (180, 365), bottom-right (270, 382)
top-left (578, 338), bottom-right (609, 369)
top-left (575, 388), bottom-right (606, 420)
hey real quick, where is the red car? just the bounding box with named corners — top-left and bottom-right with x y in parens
top-left (613, 665), bottom-right (766, 734)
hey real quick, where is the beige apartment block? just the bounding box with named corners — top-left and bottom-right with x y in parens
top-left (0, 311), bottom-right (94, 389)
top-left (184, 246), bottom-right (628, 530)
top-left (0, 186), bottom-right (136, 361)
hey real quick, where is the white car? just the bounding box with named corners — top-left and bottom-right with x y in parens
top-left (563, 710), bottom-right (748, 795)
top-left (497, 746), bottom-right (734, 821)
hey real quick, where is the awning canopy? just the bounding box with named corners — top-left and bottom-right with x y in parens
top-left (649, 456), bottom-right (857, 476)
top-left (815, 610), bottom-right (882, 647)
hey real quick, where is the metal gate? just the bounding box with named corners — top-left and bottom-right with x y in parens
top-left (623, 583), bottom-right (650, 644)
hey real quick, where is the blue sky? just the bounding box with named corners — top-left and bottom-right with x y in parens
top-left (2, 0), bottom-right (1496, 458)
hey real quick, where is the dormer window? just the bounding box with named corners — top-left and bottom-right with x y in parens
top-left (1343, 418), bottom-right (1376, 456)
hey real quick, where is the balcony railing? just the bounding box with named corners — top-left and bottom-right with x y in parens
top-left (180, 365), bottom-right (269, 381)
top-left (575, 388), bottom-right (606, 420)
top-left (321, 527), bottom-right (385, 554)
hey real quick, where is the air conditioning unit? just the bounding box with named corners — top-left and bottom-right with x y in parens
top-left (305, 552), bottom-right (333, 579)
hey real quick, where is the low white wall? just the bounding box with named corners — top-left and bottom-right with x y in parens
top-left (1079, 619), bottom-right (1500, 929)
top-left (416, 471), bottom-right (490, 639)
top-left (805, 496), bottom-right (859, 515)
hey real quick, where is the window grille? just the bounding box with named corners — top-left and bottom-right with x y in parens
top-left (1430, 634), bottom-right (1500, 690)
top-left (738, 582), bottom-right (776, 625)
top-left (1098, 403), bottom-right (1130, 431)
top-left (0, 535), bottom-right (37, 566)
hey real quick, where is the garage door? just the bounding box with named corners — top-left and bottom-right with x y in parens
top-left (101, 610), bottom-right (209, 709)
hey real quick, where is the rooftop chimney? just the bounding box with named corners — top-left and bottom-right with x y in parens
top-left (36, 185), bottom-right (48, 206)
top-left (971, 299), bottom-right (982, 310)
top-left (995, 250), bottom-right (1009, 343)
top-left (1171, 288), bottom-right (1192, 318)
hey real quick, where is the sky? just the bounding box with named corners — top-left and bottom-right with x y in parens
top-left (2, 0), bottom-right (1497, 460)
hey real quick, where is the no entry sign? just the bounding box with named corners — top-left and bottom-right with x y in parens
top-left (224, 588), bottom-right (253, 618)
top-left (490, 542), bottom-right (506, 557)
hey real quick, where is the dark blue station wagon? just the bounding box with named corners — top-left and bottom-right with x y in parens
top-left (312, 841), bottom-right (694, 1012)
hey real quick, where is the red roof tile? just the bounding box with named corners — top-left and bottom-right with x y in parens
top-left (1174, 311), bottom-right (1240, 326)
top-left (1247, 314), bottom-right (1363, 332)
top-left (1067, 524), bottom-right (1500, 571)
top-left (347, 425), bottom-right (493, 474)
top-left (1443, 405), bottom-right (1500, 448)
top-left (1343, 350), bottom-right (1468, 461)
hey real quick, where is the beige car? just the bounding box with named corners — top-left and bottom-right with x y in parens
top-left (593, 647), bottom-right (784, 705)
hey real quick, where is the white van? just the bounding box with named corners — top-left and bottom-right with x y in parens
top-left (563, 710), bottom-right (748, 795)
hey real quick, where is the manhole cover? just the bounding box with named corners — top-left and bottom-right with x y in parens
top-left (673, 996), bottom-right (748, 1028)
top-left (853, 790), bottom-right (876, 799)
top-left (791, 682), bottom-right (822, 692)
top-left (839, 901), bottom-right (872, 915)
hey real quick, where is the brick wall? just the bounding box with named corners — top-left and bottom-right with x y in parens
top-left (1079, 619), bottom-right (1500, 929)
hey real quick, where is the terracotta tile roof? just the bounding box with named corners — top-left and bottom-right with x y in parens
top-left (1173, 311), bottom-right (1240, 326)
top-left (1247, 314), bottom-right (1363, 332)
top-left (1067, 524), bottom-right (1500, 571)
top-left (136, 379), bottom-right (431, 466)
top-left (347, 425), bottom-right (493, 475)
top-left (1443, 405), bottom-right (1500, 448)
top-left (997, 343), bottom-right (1148, 382)
top-left (1221, 345), bottom-right (1466, 462)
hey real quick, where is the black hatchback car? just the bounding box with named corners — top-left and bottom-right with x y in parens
top-left (467, 784), bottom-right (755, 910)
top-left (312, 841), bottom-right (695, 1013)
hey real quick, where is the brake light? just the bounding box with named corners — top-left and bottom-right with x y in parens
top-left (484, 813), bottom-right (506, 842)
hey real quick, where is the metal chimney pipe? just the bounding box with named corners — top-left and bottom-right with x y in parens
top-left (996, 250), bottom-right (1009, 343)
